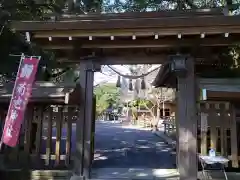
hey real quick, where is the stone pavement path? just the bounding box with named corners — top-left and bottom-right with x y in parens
top-left (91, 121), bottom-right (177, 179)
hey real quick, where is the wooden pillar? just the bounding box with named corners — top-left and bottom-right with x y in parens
top-left (175, 93), bottom-right (179, 168)
top-left (90, 97), bottom-right (96, 165)
top-left (72, 60), bottom-right (100, 180)
top-left (231, 104), bottom-right (238, 168)
top-left (176, 57), bottom-right (198, 180)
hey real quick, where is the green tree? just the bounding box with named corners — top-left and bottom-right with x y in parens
top-left (94, 83), bottom-right (120, 117)
top-left (103, 0), bottom-right (240, 13)
top-left (0, 0), bottom-right (106, 82)
top-left (1, 0), bottom-right (240, 83)
top-left (0, 0), bottom-right (66, 82)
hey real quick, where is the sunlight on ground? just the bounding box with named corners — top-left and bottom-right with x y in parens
top-left (137, 139), bottom-right (147, 142)
top-left (95, 156), bottom-right (108, 160)
top-left (95, 147), bottom-right (130, 153)
top-left (91, 168), bottom-right (179, 179)
top-left (136, 145), bottom-right (151, 149)
top-left (124, 130), bottom-right (134, 133)
top-left (153, 169), bottom-right (179, 177)
top-left (121, 124), bottom-right (151, 131)
top-left (161, 148), bottom-right (172, 152)
top-left (92, 121), bottom-right (177, 179)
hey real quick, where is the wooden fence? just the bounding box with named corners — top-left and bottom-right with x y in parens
top-left (163, 101), bottom-right (239, 168)
top-left (162, 116), bottom-right (176, 135)
top-left (197, 101), bottom-right (238, 168)
top-left (0, 105), bottom-right (79, 170)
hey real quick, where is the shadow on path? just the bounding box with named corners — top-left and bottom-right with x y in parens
top-left (93, 121), bottom-right (176, 169)
top-left (91, 121), bottom-right (177, 179)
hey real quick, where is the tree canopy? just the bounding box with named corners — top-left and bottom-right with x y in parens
top-left (94, 83), bottom-right (120, 116)
top-left (0, 0), bottom-right (75, 82)
top-left (103, 0), bottom-right (239, 13)
top-left (0, 0), bottom-right (240, 83)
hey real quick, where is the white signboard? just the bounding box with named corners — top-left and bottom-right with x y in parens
top-left (200, 88), bottom-right (207, 101)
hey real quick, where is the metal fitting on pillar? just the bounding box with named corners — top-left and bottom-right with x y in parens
top-left (85, 61), bottom-right (101, 72)
top-left (169, 54), bottom-right (188, 77)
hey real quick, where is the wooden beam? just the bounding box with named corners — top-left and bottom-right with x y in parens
top-left (81, 37), bottom-right (240, 48)
top-left (99, 55), bottom-right (167, 64)
top-left (31, 28), bottom-right (237, 38)
top-left (10, 15), bottom-right (240, 33)
top-left (177, 56), bottom-right (197, 180)
top-left (45, 44), bottom-right (224, 56)
top-left (30, 26), bottom-right (239, 39)
top-left (52, 45), bottom-right (222, 60)
top-left (56, 54), bottom-right (168, 64)
top-left (37, 36), bottom-right (240, 49)
top-left (58, 8), bottom-right (224, 21)
top-left (199, 78), bottom-right (240, 85)
top-left (56, 54), bottom-right (219, 65)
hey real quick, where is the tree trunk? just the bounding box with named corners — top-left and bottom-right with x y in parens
top-left (153, 106), bottom-right (161, 131)
top-left (152, 116), bottom-right (158, 131)
top-left (157, 106), bottom-right (160, 119)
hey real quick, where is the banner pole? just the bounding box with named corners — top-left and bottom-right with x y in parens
top-left (0, 141), bottom-right (3, 151)
top-left (9, 54), bottom-right (41, 58)
top-left (0, 53), bottom-right (25, 151)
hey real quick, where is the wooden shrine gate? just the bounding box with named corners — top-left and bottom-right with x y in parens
top-left (9, 8), bottom-right (240, 180)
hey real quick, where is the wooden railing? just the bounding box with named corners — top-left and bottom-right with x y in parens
top-left (160, 102), bottom-right (240, 168)
top-left (137, 116), bottom-right (151, 127)
top-left (0, 105), bottom-right (79, 170)
top-left (162, 116), bottom-right (176, 136)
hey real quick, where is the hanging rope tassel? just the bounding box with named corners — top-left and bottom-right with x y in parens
top-left (129, 79), bottom-right (133, 91)
top-left (141, 77), bottom-right (146, 90)
top-left (116, 75), bottom-right (121, 87)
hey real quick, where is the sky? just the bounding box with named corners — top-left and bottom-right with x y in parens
top-left (94, 65), bottom-right (130, 85)
top-left (93, 65), bottom-right (161, 86)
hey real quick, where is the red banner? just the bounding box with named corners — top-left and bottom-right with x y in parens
top-left (2, 57), bottom-right (40, 147)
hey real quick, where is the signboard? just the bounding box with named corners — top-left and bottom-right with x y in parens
top-left (1, 56), bottom-right (40, 147)
top-left (199, 88), bottom-right (207, 101)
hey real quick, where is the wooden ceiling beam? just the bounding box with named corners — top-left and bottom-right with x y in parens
top-left (57, 54), bottom-right (168, 64)
top-left (38, 36), bottom-right (240, 49)
top-left (80, 37), bottom-right (240, 48)
top-left (30, 28), bottom-right (238, 38)
top-left (52, 47), bottom-right (221, 64)
top-left (55, 53), bottom-right (220, 65)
